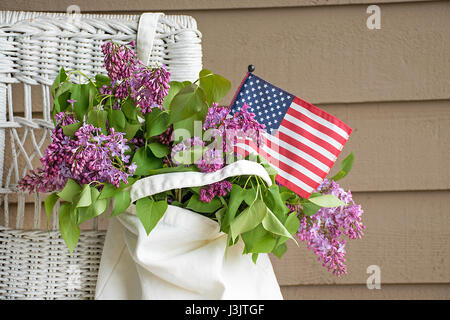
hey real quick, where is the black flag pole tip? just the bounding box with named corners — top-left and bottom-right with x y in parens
top-left (248, 64), bottom-right (255, 73)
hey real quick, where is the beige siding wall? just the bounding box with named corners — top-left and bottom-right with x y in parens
top-left (1, 0), bottom-right (449, 299)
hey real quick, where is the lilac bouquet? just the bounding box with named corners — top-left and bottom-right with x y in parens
top-left (19, 41), bottom-right (365, 276)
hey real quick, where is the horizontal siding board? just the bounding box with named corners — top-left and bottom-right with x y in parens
top-left (270, 190), bottom-right (450, 285)
top-left (324, 100), bottom-right (450, 192)
top-left (0, 0), bottom-right (439, 12)
top-left (189, 1), bottom-right (450, 104)
top-left (281, 283), bottom-right (450, 299)
top-left (3, 3), bottom-right (450, 104)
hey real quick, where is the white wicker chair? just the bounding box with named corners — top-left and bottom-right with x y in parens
top-left (0, 11), bottom-right (202, 299)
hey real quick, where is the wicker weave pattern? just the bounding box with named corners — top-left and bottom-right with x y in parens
top-left (0, 226), bottom-right (105, 299)
top-left (0, 11), bottom-right (202, 299)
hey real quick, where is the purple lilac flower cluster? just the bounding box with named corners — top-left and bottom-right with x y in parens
top-left (293, 178), bottom-right (365, 277)
top-left (101, 41), bottom-right (170, 115)
top-left (199, 180), bottom-right (232, 203)
top-left (170, 136), bottom-right (204, 166)
top-left (196, 102), bottom-right (266, 166)
top-left (169, 103), bottom-right (267, 202)
top-left (18, 112), bottom-right (136, 193)
top-left (203, 103), bottom-right (230, 130)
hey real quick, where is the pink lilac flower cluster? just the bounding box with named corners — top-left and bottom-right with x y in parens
top-left (199, 180), bottom-right (232, 203)
top-left (199, 102), bottom-right (266, 161)
top-left (18, 112), bottom-right (136, 193)
top-left (101, 40), bottom-right (170, 115)
top-left (203, 103), bottom-right (230, 130)
top-left (293, 178), bottom-right (365, 277)
top-left (223, 103), bottom-right (266, 148)
top-left (170, 103), bottom-right (267, 202)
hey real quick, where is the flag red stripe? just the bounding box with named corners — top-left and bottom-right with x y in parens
top-left (272, 157), bottom-right (319, 189)
top-left (286, 107), bottom-right (348, 146)
top-left (235, 138), bottom-right (321, 190)
top-left (276, 131), bottom-right (336, 168)
top-left (293, 96), bottom-right (352, 136)
top-left (281, 119), bottom-right (341, 156)
top-left (266, 138), bottom-right (328, 177)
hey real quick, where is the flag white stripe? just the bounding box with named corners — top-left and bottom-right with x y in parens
top-left (276, 167), bottom-right (315, 194)
top-left (235, 143), bottom-right (315, 194)
top-left (278, 125), bottom-right (337, 162)
top-left (260, 144), bottom-right (322, 183)
top-left (291, 101), bottom-right (349, 140)
top-left (235, 143), bottom-right (259, 156)
top-left (236, 139), bottom-right (322, 185)
top-left (284, 113), bottom-right (343, 151)
top-left (263, 133), bottom-right (330, 173)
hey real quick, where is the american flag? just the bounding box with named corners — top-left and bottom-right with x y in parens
top-left (230, 73), bottom-right (352, 199)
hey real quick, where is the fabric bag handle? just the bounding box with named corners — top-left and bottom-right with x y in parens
top-left (130, 160), bottom-right (272, 202)
top-left (137, 12), bottom-right (164, 65)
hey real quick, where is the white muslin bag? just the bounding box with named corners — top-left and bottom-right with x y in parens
top-left (95, 160), bottom-right (283, 300)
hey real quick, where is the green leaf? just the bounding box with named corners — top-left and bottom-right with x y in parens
top-left (86, 109), bottom-right (108, 134)
top-left (88, 82), bottom-right (99, 108)
top-left (124, 122), bottom-right (141, 140)
top-left (162, 81), bottom-right (190, 112)
top-left (70, 84), bottom-right (90, 121)
top-left (147, 165), bottom-right (199, 175)
top-left (302, 201), bottom-right (322, 216)
top-left (44, 193), bottom-right (59, 225)
top-left (62, 121), bottom-right (82, 137)
top-left (132, 147), bottom-right (163, 176)
top-left (99, 182), bottom-right (119, 200)
top-left (169, 84), bottom-right (208, 123)
top-left (75, 184), bottom-right (92, 208)
top-left (51, 67), bottom-right (67, 97)
top-left (230, 199), bottom-right (267, 241)
top-left (331, 152), bottom-right (354, 181)
top-left (136, 197), bottom-right (168, 235)
top-left (222, 185), bottom-right (247, 231)
top-left (98, 178), bottom-right (138, 200)
top-left (148, 142), bottom-right (170, 158)
top-left (243, 188), bottom-right (257, 206)
top-left (308, 194), bottom-right (344, 208)
top-left (198, 69), bottom-right (231, 105)
top-left (57, 179), bottom-right (82, 202)
top-left (121, 98), bottom-right (138, 121)
top-left (272, 243), bottom-right (288, 259)
top-left (241, 224), bottom-right (277, 253)
top-left (54, 79), bottom-right (72, 99)
top-left (263, 184), bottom-right (289, 220)
top-left (52, 91), bottom-right (71, 121)
top-left (262, 162), bottom-right (278, 179)
top-left (262, 208), bottom-right (297, 244)
top-left (145, 108), bottom-right (170, 138)
top-left (215, 207), bottom-right (227, 226)
top-left (110, 109), bottom-right (126, 131)
top-left (111, 190), bottom-right (131, 217)
top-left (280, 191), bottom-right (296, 202)
top-left (186, 194), bottom-right (222, 214)
top-left (77, 188), bottom-right (107, 224)
top-left (277, 213), bottom-right (300, 245)
top-left (95, 74), bottom-right (111, 88)
top-left (58, 203), bottom-right (80, 254)
top-left (251, 253), bottom-right (259, 264)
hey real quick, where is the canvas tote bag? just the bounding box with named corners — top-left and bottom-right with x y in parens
top-left (95, 160), bottom-right (283, 299)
